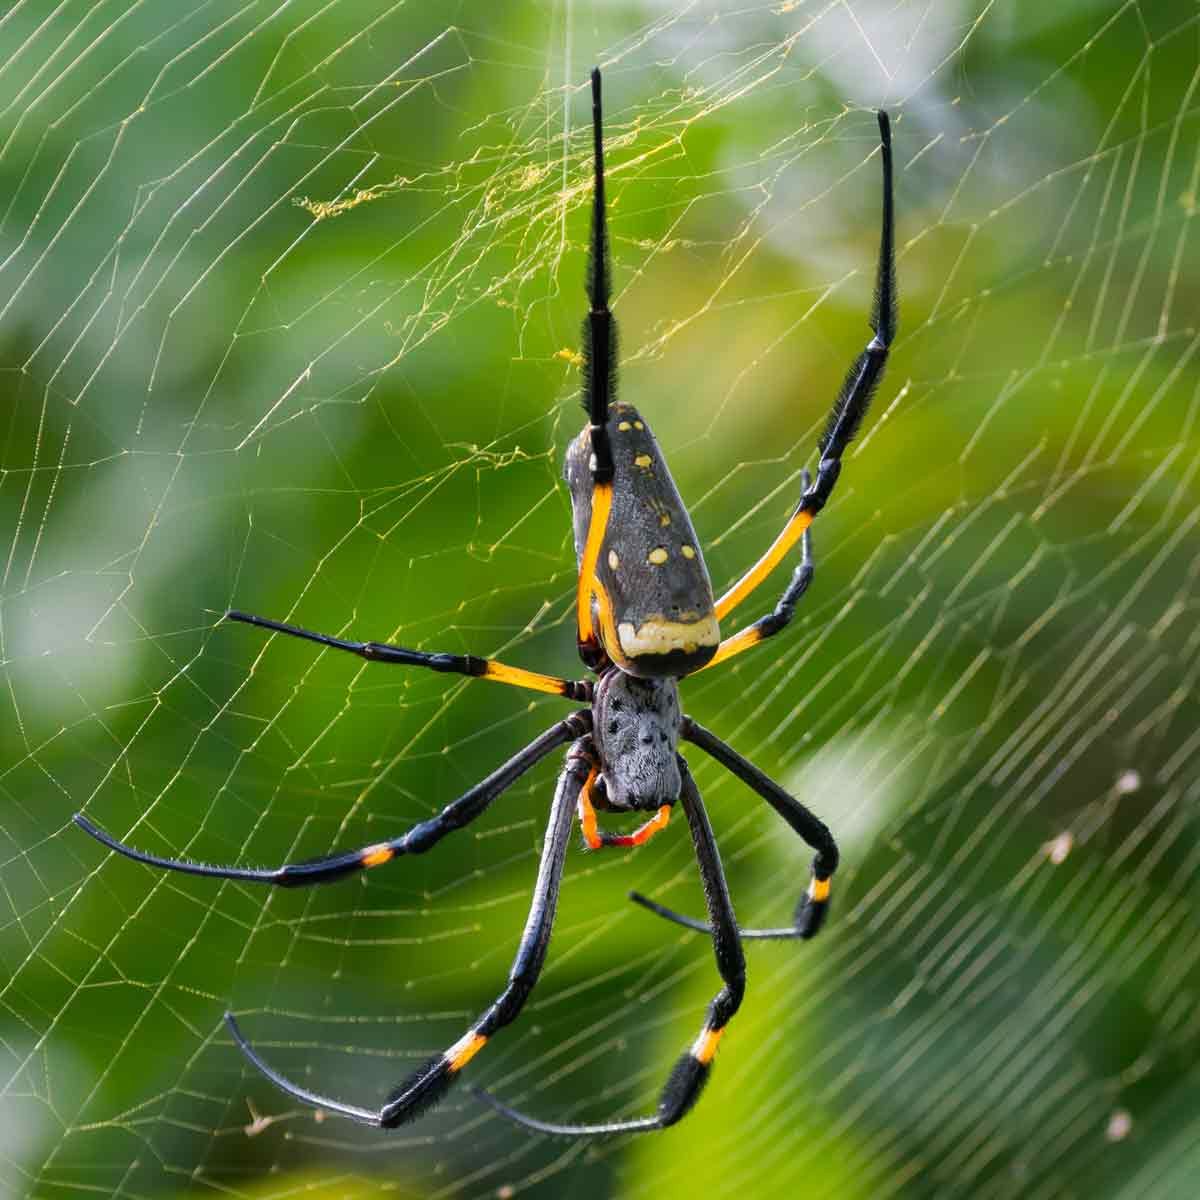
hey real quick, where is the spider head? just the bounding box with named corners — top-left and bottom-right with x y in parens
top-left (592, 670), bottom-right (682, 811)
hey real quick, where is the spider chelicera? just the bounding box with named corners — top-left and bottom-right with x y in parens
top-left (75, 69), bottom-right (895, 1137)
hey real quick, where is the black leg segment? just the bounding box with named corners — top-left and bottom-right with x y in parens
top-left (226, 610), bottom-right (591, 701)
top-left (802, 109), bottom-right (895, 517)
top-left (76, 712), bottom-right (591, 887)
top-left (475, 756), bottom-right (746, 1136)
top-left (582, 67), bottom-right (615, 485)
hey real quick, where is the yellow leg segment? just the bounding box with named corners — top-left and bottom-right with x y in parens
top-left (577, 482), bottom-right (614, 645)
top-left (696, 624), bottom-right (764, 672)
top-left (480, 661), bottom-right (581, 697)
top-left (715, 507), bottom-right (813, 620)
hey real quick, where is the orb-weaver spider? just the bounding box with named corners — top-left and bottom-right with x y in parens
top-left (75, 68), bottom-right (895, 1137)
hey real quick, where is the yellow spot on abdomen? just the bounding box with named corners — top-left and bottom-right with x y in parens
top-left (681, 544), bottom-right (696, 559)
top-left (659, 513), bottom-right (671, 527)
top-left (618, 421), bottom-right (632, 431)
top-left (634, 420), bottom-right (644, 430)
top-left (647, 547), bottom-right (668, 565)
top-left (608, 550), bottom-right (620, 571)
top-left (634, 454), bottom-right (652, 468)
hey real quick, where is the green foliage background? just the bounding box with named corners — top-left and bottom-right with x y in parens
top-left (2, 3), bottom-right (1198, 1198)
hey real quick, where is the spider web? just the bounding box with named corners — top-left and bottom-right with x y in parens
top-left (2, 2), bottom-right (1199, 1197)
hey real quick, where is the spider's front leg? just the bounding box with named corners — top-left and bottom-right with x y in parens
top-left (708, 110), bottom-right (896, 669)
top-left (573, 68), bottom-right (619, 671)
top-left (225, 610), bottom-right (591, 700)
top-left (631, 717), bottom-right (838, 940)
top-left (475, 756), bottom-right (745, 1135)
top-left (227, 739), bottom-right (592, 1128)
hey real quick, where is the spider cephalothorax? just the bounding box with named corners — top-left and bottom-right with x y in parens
top-left (590, 669), bottom-right (683, 810)
top-left (76, 67), bottom-right (895, 1138)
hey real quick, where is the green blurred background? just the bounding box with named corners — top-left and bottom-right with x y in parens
top-left (2, 2), bottom-right (1198, 1197)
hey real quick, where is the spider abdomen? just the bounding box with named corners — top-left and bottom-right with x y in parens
top-left (566, 402), bottom-right (719, 677)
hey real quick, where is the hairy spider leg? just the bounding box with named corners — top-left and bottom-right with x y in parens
top-left (475, 756), bottom-right (745, 1134)
top-left (584, 67), bottom-right (616, 483)
top-left (226, 610), bottom-right (591, 701)
top-left (576, 763), bottom-right (673, 850)
top-left (576, 67), bottom-right (618, 665)
top-left (710, 110), bottom-right (896, 663)
top-left (630, 717), bottom-right (838, 939)
top-left (75, 713), bottom-right (590, 886)
top-left (227, 741), bottom-right (590, 1128)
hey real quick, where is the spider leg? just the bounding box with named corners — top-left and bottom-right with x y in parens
top-left (628, 892), bottom-right (801, 941)
top-left (228, 741), bottom-right (589, 1128)
top-left (475, 755), bottom-right (745, 1136)
top-left (630, 717), bottom-right (838, 939)
top-left (701, 473), bottom-right (814, 671)
top-left (576, 68), bottom-right (618, 667)
top-left (713, 111), bottom-right (895, 632)
top-left (226, 610), bottom-right (591, 701)
top-left (75, 712), bottom-right (591, 887)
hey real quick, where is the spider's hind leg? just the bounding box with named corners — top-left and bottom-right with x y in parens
top-left (226, 740), bottom-right (591, 1128)
top-left (475, 756), bottom-right (744, 1136)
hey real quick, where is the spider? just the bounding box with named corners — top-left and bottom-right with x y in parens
top-left (75, 69), bottom-right (895, 1137)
